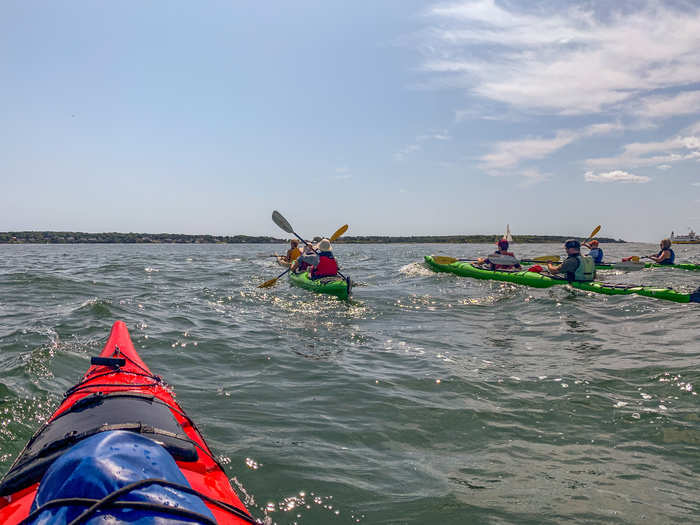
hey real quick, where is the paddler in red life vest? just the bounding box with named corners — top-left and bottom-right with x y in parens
top-left (477, 238), bottom-right (521, 270)
top-left (309, 238), bottom-right (339, 279)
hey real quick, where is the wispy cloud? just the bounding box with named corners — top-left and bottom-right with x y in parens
top-left (421, 1), bottom-right (700, 116)
top-left (584, 170), bottom-right (650, 184)
top-left (586, 121), bottom-right (700, 168)
top-left (395, 130), bottom-right (451, 160)
top-left (332, 166), bottom-right (352, 180)
top-left (630, 90), bottom-right (700, 119)
top-left (481, 122), bottom-right (621, 171)
top-left (658, 164), bottom-right (672, 170)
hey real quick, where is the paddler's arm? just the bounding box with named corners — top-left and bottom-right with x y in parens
top-left (547, 262), bottom-right (563, 273)
top-left (651, 250), bottom-right (670, 263)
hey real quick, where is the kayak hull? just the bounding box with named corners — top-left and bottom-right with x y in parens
top-left (596, 262), bottom-right (700, 271)
top-left (425, 256), bottom-right (698, 304)
top-left (0, 321), bottom-right (255, 525)
top-left (289, 271), bottom-right (350, 299)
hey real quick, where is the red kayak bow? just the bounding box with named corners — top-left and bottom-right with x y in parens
top-left (0, 321), bottom-right (258, 524)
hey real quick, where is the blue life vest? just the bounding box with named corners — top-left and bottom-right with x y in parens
top-left (28, 430), bottom-right (214, 525)
top-left (656, 248), bottom-right (675, 265)
top-left (588, 247), bottom-right (603, 264)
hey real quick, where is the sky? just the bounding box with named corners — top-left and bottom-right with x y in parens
top-left (1, 0), bottom-right (700, 242)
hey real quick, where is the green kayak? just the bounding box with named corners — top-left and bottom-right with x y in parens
top-left (596, 262), bottom-right (700, 271)
top-left (289, 270), bottom-right (351, 300)
top-left (425, 256), bottom-right (700, 304)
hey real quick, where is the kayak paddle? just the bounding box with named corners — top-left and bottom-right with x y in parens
top-left (258, 268), bottom-right (291, 288)
top-left (260, 215), bottom-right (349, 288)
top-left (431, 255), bottom-right (559, 265)
top-left (583, 225), bottom-right (601, 244)
top-left (329, 224), bottom-right (348, 242)
top-left (271, 211), bottom-right (348, 280)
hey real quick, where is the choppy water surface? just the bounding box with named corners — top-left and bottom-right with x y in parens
top-left (1, 243), bottom-right (699, 524)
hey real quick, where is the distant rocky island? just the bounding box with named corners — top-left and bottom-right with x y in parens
top-left (1, 232), bottom-right (625, 244)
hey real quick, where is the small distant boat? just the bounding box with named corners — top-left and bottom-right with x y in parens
top-left (671, 229), bottom-right (700, 244)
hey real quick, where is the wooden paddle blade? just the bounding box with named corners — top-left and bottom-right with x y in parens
top-left (586, 225), bottom-right (601, 241)
top-left (330, 224), bottom-right (348, 242)
top-left (258, 277), bottom-right (279, 288)
top-left (531, 255), bottom-right (560, 263)
top-left (432, 255), bottom-right (458, 265)
top-left (272, 210), bottom-right (294, 234)
top-left (630, 256), bottom-right (640, 262)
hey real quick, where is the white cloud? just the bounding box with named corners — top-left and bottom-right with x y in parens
top-left (584, 170), bottom-right (650, 184)
top-left (657, 164), bottom-right (671, 170)
top-left (586, 121), bottom-right (700, 168)
top-left (481, 131), bottom-right (576, 170)
top-left (481, 122), bottom-right (621, 170)
top-left (692, 182), bottom-right (700, 187)
top-left (335, 166), bottom-right (350, 174)
top-left (421, 1), bottom-right (700, 116)
top-left (631, 90), bottom-right (700, 118)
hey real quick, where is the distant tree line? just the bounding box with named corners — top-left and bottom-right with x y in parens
top-left (0, 232), bottom-right (285, 244)
top-left (333, 235), bottom-right (625, 244)
top-left (1, 232), bottom-right (626, 244)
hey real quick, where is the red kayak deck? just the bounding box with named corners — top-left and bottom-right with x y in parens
top-left (0, 321), bottom-right (256, 524)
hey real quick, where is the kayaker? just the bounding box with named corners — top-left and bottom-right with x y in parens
top-left (583, 239), bottom-right (604, 264)
top-left (648, 238), bottom-right (675, 265)
top-left (477, 238), bottom-right (521, 270)
top-left (547, 239), bottom-right (596, 281)
top-left (290, 242), bottom-right (318, 273)
top-left (284, 239), bottom-right (301, 263)
top-left (309, 238), bottom-right (339, 279)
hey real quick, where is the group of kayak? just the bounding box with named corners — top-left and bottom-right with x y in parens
top-left (260, 213), bottom-right (699, 305)
top-left (426, 236), bottom-right (700, 304)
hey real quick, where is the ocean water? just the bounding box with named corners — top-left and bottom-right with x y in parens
top-left (1, 242), bottom-right (699, 524)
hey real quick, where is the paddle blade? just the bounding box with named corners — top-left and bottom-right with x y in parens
top-left (330, 224), bottom-right (348, 242)
top-left (432, 255), bottom-right (458, 265)
top-left (531, 255), bottom-right (560, 263)
top-left (630, 256), bottom-right (640, 262)
top-left (272, 210), bottom-right (294, 234)
top-left (258, 277), bottom-right (279, 288)
top-left (587, 225), bottom-right (601, 241)
top-left (505, 224), bottom-right (513, 243)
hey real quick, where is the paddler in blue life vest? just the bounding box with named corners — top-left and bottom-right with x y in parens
top-left (477, 238), bottom-right (521, 270)
top-left (648, 238), bottom-right (675, 265)
top-left (547, 239), bottom-right (596, 281)
top-left (290, 242), bottom-right (317, 273)
top-left (583, 239), bottom-right (604, 264)
top-left (309, 238), bottom-right (339, 279)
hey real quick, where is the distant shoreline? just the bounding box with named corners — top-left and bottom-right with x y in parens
top-left (1, 232), bottom-right (626, 244)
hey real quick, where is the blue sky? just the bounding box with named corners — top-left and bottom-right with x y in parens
top-left (2, 0), bottom-right (700, 241)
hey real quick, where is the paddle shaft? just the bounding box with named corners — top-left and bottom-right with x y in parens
top-left (451, 258), bottom-right (554, 264)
